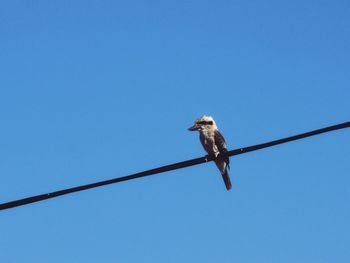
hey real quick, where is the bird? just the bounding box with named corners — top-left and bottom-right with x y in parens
top-left (188, 115), bottom-right (232, 190)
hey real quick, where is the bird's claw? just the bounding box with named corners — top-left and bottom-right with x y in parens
top-left (205, 154), bottom-right (217, 162)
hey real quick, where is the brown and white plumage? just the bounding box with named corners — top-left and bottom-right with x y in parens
top-left (188, 116), bottom-right (232, 190)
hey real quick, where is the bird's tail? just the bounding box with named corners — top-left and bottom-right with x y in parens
top-left (215, 161), bottom-right (232, 190)
top-left (221, 170), bottom-right (232, 190)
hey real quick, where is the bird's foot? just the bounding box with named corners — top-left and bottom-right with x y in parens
top-left (204, 154), bottom-right (217, 162)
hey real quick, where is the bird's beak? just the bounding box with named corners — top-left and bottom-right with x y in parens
top-left (188, 124), bottom-right (199, 131)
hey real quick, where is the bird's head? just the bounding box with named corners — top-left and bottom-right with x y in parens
top-left (188, 115), bottom-right (218, 132)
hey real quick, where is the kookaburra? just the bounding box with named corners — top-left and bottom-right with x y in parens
top-left (188, 116), bottom-right (232, 190)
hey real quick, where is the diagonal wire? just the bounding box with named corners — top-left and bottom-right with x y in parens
top-left (0, 121), bottom-right (349, 211)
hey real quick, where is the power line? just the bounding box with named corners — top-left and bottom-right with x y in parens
top-left (1, 121), bottom-right (349, 211)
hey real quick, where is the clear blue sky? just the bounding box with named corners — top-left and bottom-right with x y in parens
top-left (1, 1), bottom-right (349, 262)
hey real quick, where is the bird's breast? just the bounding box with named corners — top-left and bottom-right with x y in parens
top-left (199, 131), bottom-right (218, 155)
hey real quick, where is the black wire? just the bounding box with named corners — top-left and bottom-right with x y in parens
top-left (1, 121), bottom-right (349, 211)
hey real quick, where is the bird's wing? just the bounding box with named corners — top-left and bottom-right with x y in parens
top-left (214, 130), bottom-right (230, 168)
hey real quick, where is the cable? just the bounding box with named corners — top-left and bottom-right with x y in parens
top-left (0, 121), bottom-right (349, 211)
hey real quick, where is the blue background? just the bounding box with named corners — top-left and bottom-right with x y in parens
top-left (1, 1), bottom-right (349, 262)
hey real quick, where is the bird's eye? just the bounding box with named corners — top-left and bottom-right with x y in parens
top-left (197, 121), bottom-right (213, 125)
